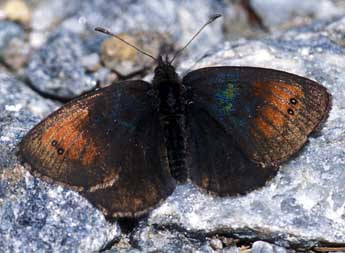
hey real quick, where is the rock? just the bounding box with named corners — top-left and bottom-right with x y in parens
top-left (2, 0), bottom-right (32, 26)
top-left (324, 16), bottom-right (345, 46)
top-left (79, 0), bottom-right (224, 55)
top-left (90, 67), bottom-right (117, 88)
top-left (27, 0), bottom-right (226, 99)
top-left (0, 71), bottom-right (57, 176)
top-left (29, 31), bottom-right (47, 49)
top-left (99, 31), bottom-right (173, 76)
top-left (210, 238), bottom-right (223, 250)
top-left (3, 37), bottom-right (31, 70)
top-left (107, 224), bottom-right (216, 253)
top-left (222, 0), bottom-right (269, 41)
top-left (0, 72), bottom-right (58, 119)
top-left (27, 29), bottom-right (97, 99)
top-left (0, 21), bottom-right (24, 61)
top-left (30, 0), bottom-right (224, 60)
top-left (81, 52), bottom-right (101, 72)
top-left (0, 73), bottom-right (120, 253)
top-left (251, 241), bottom-right (289, 253)
top-left (31, 0), bottom-right (79, 31)
top-left (251, 0), bottom-right (345, 31)
top-left (100, 34), bottom-right (138, 72)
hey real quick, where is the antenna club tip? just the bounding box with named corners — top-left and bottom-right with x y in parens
top-left (209, 14), bottom-right (222, 22)
top-left (214, 14), bottom-right (222, 18)
top-left (94, 27), bottom-right (107, 33)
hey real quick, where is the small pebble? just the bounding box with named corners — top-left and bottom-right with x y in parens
top-left (89, 67), bottom-right (116, 88)
top-left (3, 38), bottom-right (30, 70)
top-left (222, 237), bottom-right (239, 247)
top-left (210, 238), bottom-right (223, 250)
top-left (251, 241), bottom-right (287, 253)
top-left (99, 31), bottom-right (174, 76)
top-left (0, 21), bottom-right (24, 57)
top-left (82, 53), bottom-right (101, 72)
top-left (29, 31), bottom-right (47, 49)
top-left (100, 34), bottom-right (138, 69)
top-left (3, 0), bottom-right (32, 25)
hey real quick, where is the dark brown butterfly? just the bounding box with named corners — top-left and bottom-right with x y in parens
top-left (19, 15), bottom-right (331, 219)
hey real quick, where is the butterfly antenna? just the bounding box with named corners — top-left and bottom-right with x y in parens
top-left (170, 14), bottom-right (222, 64)
top-left (95, 27), bottom-right (157, 61)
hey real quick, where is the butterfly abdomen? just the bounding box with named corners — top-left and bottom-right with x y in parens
top-left (158, 86), bottom-right (188, 182)
top-left (161, 114), bottom-right (187, 182)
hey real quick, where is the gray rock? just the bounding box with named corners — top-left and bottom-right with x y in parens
top-left (0, 72), bottom-right (58, 119)
top-left (27, 29), bottom-right (97, 99)
top-left (251, 241), bottom-right (290, 253)
top-left (29, 0), bottom-right (345, 61)
top-left (210, 238), bottom-right (223, 250)
top-left (2, 38), bottom-right (31, 70)
top-left (27, 0), bottom-right (227, 99)
top-left (0, 21), bottom-right (25, 61)
top-left (0, 73), bottom-right (120, 253)
top-left (77, 0), bottom-right (224, 57)
top-left (132, 225), bottom-right (214, 253)
top-left (251, 0), bottom-right (344, 30)
top-left (31, 0), bottom-right (80, 32)
top-left (31, 0), bottom-right (225, 59)
top-left (106, 223), bottom-right (215, 253)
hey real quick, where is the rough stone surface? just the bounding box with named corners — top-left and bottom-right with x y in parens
top-left (3, 0), bottom-right (32, 26)
top-left (26, 0), bottom-right (227, 99)
top-left (3, 37), bottom-right (31, 70)
top-left (80, 0), bottom-right (224, 58)
top-left (31, 0), bottom-right (79, 32)
top-left (26, 0), bottom-right (345, 100)
top-left (27, 29), bottom-right (97, 99)
top-left (251, 0), bottom-right (345, 30)
top-left (30, 0), bottom-right (224, 58)
top-left (100, 31), bottom-right (174, 76)
top-left (0, 72), bottom-right (58, 119)
top-left (251, 241), bottom-right (289, 253)
top-left (0, 21), bottom-right (24, 61)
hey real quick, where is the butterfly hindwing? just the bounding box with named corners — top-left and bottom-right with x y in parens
top-left (187, 108), bottom-right (278, 195)
top-left (184, 66), bottom-right (330, 195)
top-left (20, 80), bottom-right (175, 218)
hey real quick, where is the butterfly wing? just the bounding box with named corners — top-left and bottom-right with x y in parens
top-left (183, 66), bottom-right (330, 195)
top-left (186, 109), bottom-right (277, 196)
top-left (20, 80), bottom-right (175, 218)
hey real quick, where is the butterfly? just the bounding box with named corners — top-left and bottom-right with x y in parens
top-left (19, 15), bottom-right (331, 219)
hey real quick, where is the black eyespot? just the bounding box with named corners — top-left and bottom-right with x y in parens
top-left (57, 148), bottom-right (64, 155)
top-left (288, 108), bottom-right (294, 115)
top-left (51, 140), bottom-right (58, 146)
top-left (290, 98), bottom-right (297, 105)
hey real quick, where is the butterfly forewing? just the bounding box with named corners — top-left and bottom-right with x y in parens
top-left (20, 80), bottom-right (175, 218)
top-left (184, 67), bottom-right (330, 195)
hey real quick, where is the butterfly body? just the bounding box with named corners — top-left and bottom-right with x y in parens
top-left (153, 56), bottom-right (188, 182)
top-left (19, 58), bottom-right (331, 218)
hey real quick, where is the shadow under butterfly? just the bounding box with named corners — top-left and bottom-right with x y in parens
top-left (19, 14), bottom-right (331, 219)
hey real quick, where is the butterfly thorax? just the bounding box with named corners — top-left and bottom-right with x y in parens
top-left (152, 56), bottom-right (188, 183)
top-left (152, 57), bottom-right (184, 114)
